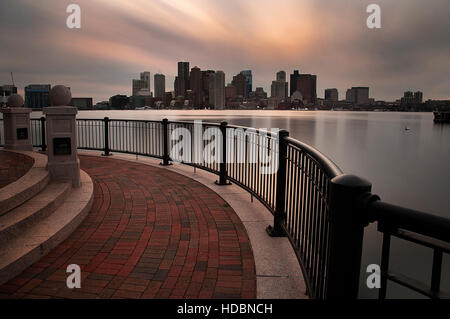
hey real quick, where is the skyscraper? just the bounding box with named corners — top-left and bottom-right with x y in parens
top-left (140, 72), bottom-right (151, 90)
top-left (175, 62), bottom-right (190, 98)
top-left (290, 70), bottom-right (301, 96)
top-left (240, 70), bottom-right (252, 97)
top-left (232, 73), bottom-right (247, 98)
top-left (297, 74), bottom-right (317, 105)
top-left (209, 71), bottom-right (225, 110)
top-left (154, 74), bottom-right (165, 99)
top-left (189, 66), bottom-right (203, 107)
top-left (271, 71), bottom-right (288, 99)
top-left (132, 71), bottom-right (150, 96)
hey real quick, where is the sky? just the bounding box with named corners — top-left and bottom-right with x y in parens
top-left (0, 0), bottom-right (449, 103)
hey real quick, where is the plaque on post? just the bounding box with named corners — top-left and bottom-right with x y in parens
top-left (43, 85), bottom-right (81, 187)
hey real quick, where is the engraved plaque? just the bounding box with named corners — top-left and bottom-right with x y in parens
top-left (17, 128), bottom-right (28, 140)
top-left (53, 137), bottom-right (71, 156)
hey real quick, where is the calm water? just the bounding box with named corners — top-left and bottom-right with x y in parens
top-left (30, 110), bottom-right (450, 298)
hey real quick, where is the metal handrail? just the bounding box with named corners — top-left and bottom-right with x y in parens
top-left (1, 116), bottom-right (449, 299)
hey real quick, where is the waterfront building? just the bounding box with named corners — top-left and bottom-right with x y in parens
top-left (346, 87), bottom-right (369, 105)
top-left (325, 88), bottom-right (339, 101)
top-left (70, 97), bottom-right (93, 110)
top-left (290, 70), bottom-right (301, 96)
top-left (297, 74), bottom-right (317, 105)
top-left (271, 71), bottom-right (288, 99)
top-left (109, 94), bottom-right (129, 109)
top-left (209, 71), bottom-right (225, 110)
top-left (232, 73), bottom-right (247, 99)
top-left (175, 62), bottom-right (190, 98)
top-left (225, 84), bottom-right (237, 101)
top-left (154, 74), bottom-right (165, 99)
top-left (240, 70), bottom-right (252, 97)
top-left (24, 84), bottom-right (51, 109)
top-left (132, 71), bottom-right (150, 96)
top-left (189, 66), bottom-right (203, 108)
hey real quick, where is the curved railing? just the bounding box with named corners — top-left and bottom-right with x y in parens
top-left (1, 116), bottom-right (449, 299)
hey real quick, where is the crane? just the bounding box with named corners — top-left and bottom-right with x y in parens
top-left (10, 72), bottom-right (15, 86)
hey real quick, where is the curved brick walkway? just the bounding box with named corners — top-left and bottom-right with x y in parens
top-left (0, 155), bottom-right (256, 299)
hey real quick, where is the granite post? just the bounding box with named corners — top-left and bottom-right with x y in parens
top-left (0, 94), bottom-right (33, 151)
top-left (43, 85), bottom-right (80, 187)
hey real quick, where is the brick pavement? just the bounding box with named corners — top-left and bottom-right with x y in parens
top-left (0, 155), bottom-right (256, 299)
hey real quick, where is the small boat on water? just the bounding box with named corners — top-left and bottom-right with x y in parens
top-left (433, 111), bottom-right (450, 123)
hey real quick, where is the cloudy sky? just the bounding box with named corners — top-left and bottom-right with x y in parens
top-left (0, 0), bottom-right (449, 103)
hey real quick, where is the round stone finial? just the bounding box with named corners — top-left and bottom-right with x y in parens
top-left (7, 94), bottom-right (24, 107)
top-left (50, 85), bottom-right (72, 106)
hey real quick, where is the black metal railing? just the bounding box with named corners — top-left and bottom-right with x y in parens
top-left (0, 116), bottom-right (448, 299)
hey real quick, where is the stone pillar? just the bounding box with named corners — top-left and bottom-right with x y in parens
top-left (43, 85), bottom-right (80, 188)
top-left (0, 94), bottom-right (33, 151)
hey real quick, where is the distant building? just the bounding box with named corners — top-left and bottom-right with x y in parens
top-left (209, 71), bottom-right (225, 110)
top-left (25, 84), bottom-right (51, 109)
top-left (71, 98), bottom-right (93, 110)
top-left (325, 88), bottom-right (339, 101)
top-left (401, 91), bottom-right (423, 106)
top-left (189, 66), bottom-right (203, 108)
top-left (297, 74), bottom-right (317, 105)
top-left (346, 87), bottom-right (369, 105)
top-left (232, 73), bottom-right (247, 98)
top-left (132, 72), bottom-right (150, 96)
top-left (290, 70), bottom-right (301, 96)
top-left (240, 70), bottom-right (252, 97)
top-left (290, 70), bottom-right (317, 104)
top-left (202, 70), bottom-right (215, 105)
top-left (225, 85), bottom-right (237, 101)
top-left (154, 74), bottom-right (165, 99)
top-left (271, 71), bottom-right (288, 99)
top-left (109, 94), bottom-right (129, 109)
top-left (254, 87), bottom-right (267, 100)
top-left (175, 62), bottom-right (190, 98)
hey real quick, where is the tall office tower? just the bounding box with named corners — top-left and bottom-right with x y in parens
top-left (276, 71), bottom-right (286, 82)
top-left (24, 84), bottom-right (51, 109)
top-left (240, 70), bottom-right (252, 97)
top-left (132, 71), bottom-right (150, 96)
top-left (189, 66), bottom-right (203, 107)
top-left (290, 70), bottom-right (301, 96)
top-left (297, 74), bottom-right (317, 104)
top-left (414, 91), bottom-right (423, 103)
top-left (347, 87), bottom-right (369, 105)
top-left (209, 71), bottom-right (225, 110)
top-left (202, 70), bottom-right (215, 104)
top-left (325, 88), bottom-right (339, 101)
top-left (154, 74), bottom-right (165, 99)
top-left (232, 73), bottom-right (247, 98)
top-left (140, 71), bottom-right (151, 90)
top-left (175, 62), bottom-right (190, 97)
top-left (271, 71), bottom-right (288, 99)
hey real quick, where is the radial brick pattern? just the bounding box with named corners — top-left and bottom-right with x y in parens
top-left (0, 151), bottom-right (34, 189)
top-left (0, 155), bottom-right (256, 299)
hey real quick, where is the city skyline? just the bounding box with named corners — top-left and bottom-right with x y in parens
top-left (1, 0), bottom-right (449, 102)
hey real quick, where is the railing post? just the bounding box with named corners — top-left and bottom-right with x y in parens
top-left (102, 117), bottom-right (111, 156)
top-left (160, 118), bottom-right (171, 166)
top-left (266, 130), bottom-right (289, 237)
top-left (215, 121), bottom-right (231, 186)
top-left (326, 174), bottom-right (372, 299)
top-left (40, 116), bottom-right (46, 152)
